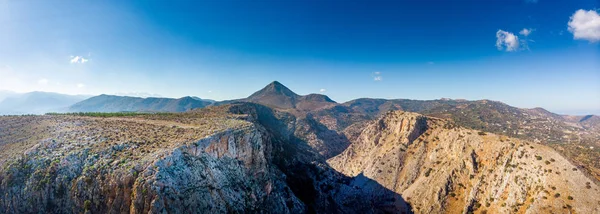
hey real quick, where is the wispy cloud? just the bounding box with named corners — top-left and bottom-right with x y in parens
top-left (77, 83), bottom-right (85, 88)
top-left (115, 92), bottom-right (163, 98)
top-left (568, 9), bottom-right (600, 42)
top-left (70, 56), bottom-right (89, 64)
top-left (320, 89), bottom-right (326, 92)
top-left (373, 72), bottom-right (382, 81)
top-left (427, 61), bottom-right (434, 65)
top-left (525, 0), bottom-right (538, 3)
top-left (38, 78), bottom-right (48, 85)
top-left (519, 28), bottom-right (534, 36)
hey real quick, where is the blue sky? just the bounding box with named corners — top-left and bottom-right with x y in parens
top-left (0, 0), bottom-right (598, 114)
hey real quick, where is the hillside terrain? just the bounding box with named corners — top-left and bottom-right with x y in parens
top-left (68, 95), bottom-right (214, 113)
top-left (235, 82), bottom-right (600, 181)
top-left (328, 111), bottom-right (600, 213)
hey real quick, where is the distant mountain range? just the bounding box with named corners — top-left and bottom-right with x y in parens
top-left (0, 91), bottom-right (90, 115)
top-left (68, 95), bottom-right (214, 113)
top-left (0, 91), bottom-right (216, 114)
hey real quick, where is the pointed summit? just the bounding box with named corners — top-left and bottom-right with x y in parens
top-left (249, 81), bottom-right (299, 99)
top-left (245, 81), bottom-right (337, 110)
top-left (246, 81), bottom-right (299, 109)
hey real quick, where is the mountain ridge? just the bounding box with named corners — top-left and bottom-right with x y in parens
top-left (68, 94), bottom-right (214, 113)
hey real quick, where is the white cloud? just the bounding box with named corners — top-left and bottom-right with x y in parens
top-left (568, 9), bottom-right (600, 42)
top-left (38, 78), bottom-right (48, 85)
top-left (70, 56), bottom-right (89, 64)
top-left (496, 30), bottom-right (521, 52)
top-left (77, 83), bottom-right (85, 88)
top-left (320, 89), bottom-right (326, 92)
top-left (373, 72), bottom-right (382, 81)
top-left (115, 92), bottom-right (163, 98)
top-left (519, 28), bottom-right (534, 36)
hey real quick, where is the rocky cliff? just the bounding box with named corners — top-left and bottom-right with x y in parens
top-left (329, 111), bottom-right (600, 214)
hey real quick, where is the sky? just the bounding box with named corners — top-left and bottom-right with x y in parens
top-left (0, 0), bottom-right (599, 114)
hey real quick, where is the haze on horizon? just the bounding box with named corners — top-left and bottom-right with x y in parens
top-left (0, 0), bottom-right (599, 115)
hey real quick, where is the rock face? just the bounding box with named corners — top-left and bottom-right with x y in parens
top-left (329, 111), bottom-right (600, 213)
top-left (0, 104), bottom-right (409, 214)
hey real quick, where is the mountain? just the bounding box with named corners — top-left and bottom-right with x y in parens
top-left (328, 110), bottom-right (600, 213)
top-left (0, 91), bottom-right (90, 115)
top-left (244, 81), bottom-right (337, 111)
top-left (0, 90), bottom-right (18, 103)
top-left (68, 94), bottom-right (214, 113)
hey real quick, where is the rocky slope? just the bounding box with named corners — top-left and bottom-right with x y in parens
top-left (329, 110), bottom-right (600, 213)
top-left (0, 104), bottom-right (409, 213)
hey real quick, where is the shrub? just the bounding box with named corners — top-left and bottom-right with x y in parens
top-left (535, 155), bottom-right (542, 160)
top-left (424, 168), bottom-right (433, 177)
top-left (84, 200), bottom-right (92, 211)
top-left (568, 196), bottom-right (573, 200)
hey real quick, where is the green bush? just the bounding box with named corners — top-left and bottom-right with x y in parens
top-left (84, 200), bottom-right (92, 211)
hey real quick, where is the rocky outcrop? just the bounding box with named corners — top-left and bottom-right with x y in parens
top-left (329, 111), bottom-right (600, 214)
top-left (0, 123), bottom-right (304, 213)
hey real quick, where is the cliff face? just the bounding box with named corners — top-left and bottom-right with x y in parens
top-left (0, 104), bottom-right (410, 214)
top-left (329, 111), bottom-right (600, 214)
top-left (0, 121), bottom-right (303, 213)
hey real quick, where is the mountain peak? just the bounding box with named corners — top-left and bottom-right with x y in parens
top-left (245, 81), bottom-right (300, 109)
top-left (249, 81), bottom-right (299, 99)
